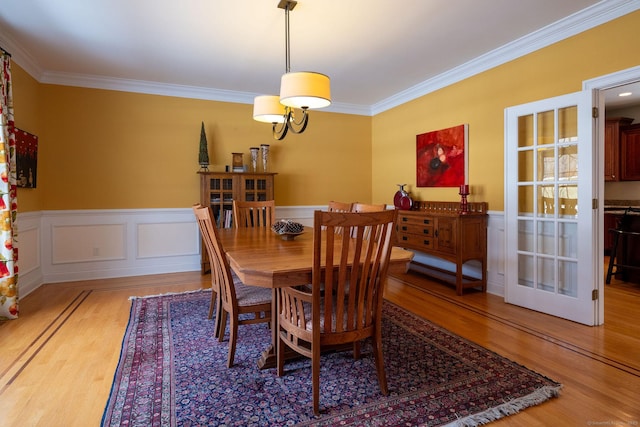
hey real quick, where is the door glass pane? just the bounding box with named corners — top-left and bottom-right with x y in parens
top-left (518, 254), bottom-right (534, 288)
top-left (518, 150), bottom-right (534, 182)
top-left (537, 220), bottom-right (555, 255)
top-left (518, 220), bottom-right (534, 252)
top-left (518, 185), bottom-right (534, 216)
top-left (537, 185), bottom-right (555, 216)
top-left (537, 110), bottom-right (555, 146)
top-left (558, 222), bottom-right (577, 258)
top-left (558, 106), bottom-right (578, 140)
top-left (558, 260), bottom-right (578, 297)
top-left (518, 115), bottom-right (534, 147)
top-left (537, 257), bottom-right (555, 292)
top-left (538, 147), bottom-right (555, 181)
top-left (559, 184), bottom-right (578, 218)
top-left (558, 145), bottom-right (578, 180)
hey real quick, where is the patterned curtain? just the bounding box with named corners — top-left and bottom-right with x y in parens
top-left (0, 51), bottom-right (18, 319)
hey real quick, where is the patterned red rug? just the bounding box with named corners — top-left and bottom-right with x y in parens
top-left (101, 290), bottom-right (561, 426)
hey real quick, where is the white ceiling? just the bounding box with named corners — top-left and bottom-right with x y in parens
top-left (0, 0), bottom-right (639, 115)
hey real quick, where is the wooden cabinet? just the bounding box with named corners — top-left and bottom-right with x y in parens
top-left (604, 117), bottom-right (633, 181)
top-left (199, 172), bottom-right (276, 227)
top-left (621, 123), bottom-right (640, 181)
top-left (395, 201), bottom-right (488, 295)
top-left (198, 171), bottom-right (276, 271)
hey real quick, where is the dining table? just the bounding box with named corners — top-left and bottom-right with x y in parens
top-left (218, 225), bottom-right (414, 369)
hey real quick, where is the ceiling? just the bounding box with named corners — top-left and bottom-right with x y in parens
top-left (0, 0), bottom-right (638, 115)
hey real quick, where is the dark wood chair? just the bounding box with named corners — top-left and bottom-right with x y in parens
top-left (193, 204), bottom-right (272, 367)
top-left (276, 209), bottom-right (397, 415)
top-left (232, 200), bottom-right (275, 228)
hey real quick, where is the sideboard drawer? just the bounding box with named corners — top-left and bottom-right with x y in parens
top-left (397, 232), bottom-right (434, 249)
top-left (398, 214), bottom-right (434, 227)
top-left (397, 223), bottom-right (433, 237)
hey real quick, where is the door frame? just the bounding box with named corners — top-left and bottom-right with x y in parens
top-left (583, 65), bottom-right (640, 324)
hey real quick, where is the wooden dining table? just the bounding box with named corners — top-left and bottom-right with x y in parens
top-left (218, 226), bottom-right (414, 369)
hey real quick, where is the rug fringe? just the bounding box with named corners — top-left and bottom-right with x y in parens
top-left (444, 384), bottom-right (563, 427)
top-left (128, 288), bottom-right (210, 301)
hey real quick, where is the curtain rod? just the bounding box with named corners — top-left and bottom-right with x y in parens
top-left (0, 46), bottom-right (12, 57)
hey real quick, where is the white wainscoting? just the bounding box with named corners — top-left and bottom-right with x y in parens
top-left (17, 207), bottom-right (504, 298)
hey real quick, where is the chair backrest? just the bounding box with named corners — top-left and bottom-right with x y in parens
top-left (350, 203), bottom-right (387, 239)
top-left (312, 209), bottom-right (397, 338)
top-left (351, 202), bottom-right (387, 213)
top-left (192, 204), bottom-right (238, 312)
top-left (327, 201), bottom-right (353, 213)
top-left (233, 200), bottom-right (275, 229)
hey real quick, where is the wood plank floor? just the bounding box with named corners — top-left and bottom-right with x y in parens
top-left (0, 267), bottom-right (638, 426)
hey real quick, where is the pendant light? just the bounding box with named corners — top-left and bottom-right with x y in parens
top-left (252, 0), bottom-right (331, 140)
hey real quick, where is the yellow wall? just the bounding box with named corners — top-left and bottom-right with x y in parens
top-left (372, 10), bottom-right (640, 211)
top-left (12, 63), bottom-right (42, 212)
top-left (13, 83), bottom-right (371, 211)
top-left (11, 9), bottom-right (640, 212)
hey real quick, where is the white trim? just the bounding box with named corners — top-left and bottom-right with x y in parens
top-left (18, 207), bottom-right (505, 297)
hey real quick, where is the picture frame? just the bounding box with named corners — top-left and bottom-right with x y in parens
top-left (16, 128), bottom-right (38, 188)
top-left (416, 124), bottom-right (468, 187)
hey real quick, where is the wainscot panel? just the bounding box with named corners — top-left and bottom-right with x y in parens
top-left (19, 207), bottom-right (504, 298)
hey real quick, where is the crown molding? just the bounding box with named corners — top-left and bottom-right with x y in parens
top-left (370, 0), bottom-right (640, 115)
top-left (3, 0), bottom-right (638, 117)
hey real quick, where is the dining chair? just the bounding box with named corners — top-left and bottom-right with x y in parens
top-left (327, 200), bottom-right (353, 212)
top-left (276, 209), bottom-right (397, 415)
top-left (232, 200), bottom-right (276, 228)
top-left (350, 203), bottom-right (387, 239)
top-left (351, 202), bottom-right (387, 212)
top-left (192, 204), bottom-right (272, 368)
top-left (326, 201), bottom-right (353, 235)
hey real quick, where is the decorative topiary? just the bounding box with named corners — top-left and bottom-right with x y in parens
top-left (198, 121), bottom-right (210, 171)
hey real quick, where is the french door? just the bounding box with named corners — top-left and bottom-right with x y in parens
top-left (504, 90), bottom-right (602, 326)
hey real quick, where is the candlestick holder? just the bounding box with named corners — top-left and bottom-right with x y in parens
top-left (459, 184), bottom-right (470, 214)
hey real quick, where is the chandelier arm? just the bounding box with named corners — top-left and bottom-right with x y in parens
top-left (287, 108), bottom-right (309, 134)
top-left (272, 111), bottom-right (291, 140)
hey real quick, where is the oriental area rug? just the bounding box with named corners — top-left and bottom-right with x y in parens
top-left (101, 290), bottom-right (561, 427)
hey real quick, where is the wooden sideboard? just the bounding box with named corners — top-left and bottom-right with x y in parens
top-left (395, 201), bottom-right (488, 295)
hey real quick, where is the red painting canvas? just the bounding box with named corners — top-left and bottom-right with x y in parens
top-left (16, 128), bottom-right (38, 188)
top-left (416, 124), bottom-right (468, 187)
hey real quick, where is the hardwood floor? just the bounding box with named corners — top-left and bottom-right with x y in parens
top-left (0, 267), bottom-right (638, 426)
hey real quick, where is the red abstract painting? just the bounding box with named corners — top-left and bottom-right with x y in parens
top-left (16, 128), bottom-right (38, 188)
top-left (416, 124), bottom-right (468, 187)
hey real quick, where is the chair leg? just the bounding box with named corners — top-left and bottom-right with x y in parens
top-left (218, 310), bottom-right (227, 342)
top-left (372, 329), bottom-right (388, 395)
top-left (277, 334), bottom-right (285, 377)
top-left (312, 344), bottom-right (321, 416)
top-left (210, 292), bottom-right (223, 339)
top-left (606, 233), bottom-right (620, 284)
top-left (227, 316), bottom-right (238, 368)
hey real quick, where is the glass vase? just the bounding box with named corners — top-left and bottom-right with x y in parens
top-left (260, 144), bottom-right (270, 172)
